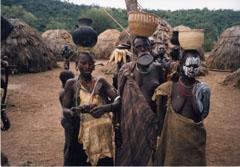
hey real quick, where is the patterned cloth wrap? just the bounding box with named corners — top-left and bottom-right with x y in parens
top-left (78, 81), bottom-right (114, 166)
top-left (116, 62), bottom-right (158, 166)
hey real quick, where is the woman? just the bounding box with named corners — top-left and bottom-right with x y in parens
top-left (152, 50), bottom-right (211, 166)
top-left (62, 52), bottom-right (118, 166)
top-left (91, 37), bottom-right (165, 166)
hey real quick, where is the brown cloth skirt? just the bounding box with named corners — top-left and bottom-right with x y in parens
top-left (154, 103), bottom-right (207, 166)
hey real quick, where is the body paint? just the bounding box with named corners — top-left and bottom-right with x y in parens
top-left (183, 56), bottom-right (200, 78)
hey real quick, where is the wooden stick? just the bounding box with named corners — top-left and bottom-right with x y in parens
top-left (209, 68), bottom-right (233, 72)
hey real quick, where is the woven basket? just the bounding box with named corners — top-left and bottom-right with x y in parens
top-left (178, 29), bottom-right (204, 49)
top-left (128, 11), bottom-right (158, 37)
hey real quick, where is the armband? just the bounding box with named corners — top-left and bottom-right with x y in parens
top-left (114, 96), bottom-right (121, 102)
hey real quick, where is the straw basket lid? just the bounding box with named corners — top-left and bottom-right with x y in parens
top-left (128, 11), bottom-right (159, 37)
top-left (178, 29), bottom-right (204, 50)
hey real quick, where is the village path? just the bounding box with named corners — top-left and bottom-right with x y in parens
top-left (1, 61), bottom-right (240, 166)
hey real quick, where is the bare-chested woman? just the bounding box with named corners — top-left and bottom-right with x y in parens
top-left (152, 49), bottom-right (211, 166)
top-left (62, 52), bottom-right (118, 166)
top-left (91, 36), bottom-right (166, 165)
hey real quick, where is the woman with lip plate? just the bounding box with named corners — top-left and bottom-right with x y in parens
top-left (90, 36), bottom-right (165, 166)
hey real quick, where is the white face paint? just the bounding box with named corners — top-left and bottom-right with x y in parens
top-left (183, 56), bottom-right (201, 78)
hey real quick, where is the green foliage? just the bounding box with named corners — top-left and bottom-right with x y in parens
top-left (1, 0), bottom-right (240, 51)
top-left (151, 8), bottom-right (240, 51)
top-left (45, 17), bottom-right (67, 30)
top-left (1, 0), bottom-right (88, 32)
top-left (1, 5), bottom-right (37, 27)
top-left (82, 8), bottom-right (116, 34)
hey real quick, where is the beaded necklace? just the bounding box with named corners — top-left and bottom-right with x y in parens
top-left (177, 79), bottom-right (195, 97)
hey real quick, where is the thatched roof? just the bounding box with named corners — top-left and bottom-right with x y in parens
top-left (41, 29), bottom-right (76, 60)
top-left (207, 25), bottom-right (240, 71)
top-left (1, 19), bottom-right (56, 73)
top-left (150, 18), bottom-right (173, 54)
top-left (93, 29), bottom-right (120, 59)
top-left (118, 28), bottom-right (131, 46)
top-left (223, 68), bottom-right (240, 89)
top-left (173, 25), bottom-right (191, 31)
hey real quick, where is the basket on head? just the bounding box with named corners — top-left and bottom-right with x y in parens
top-left (178, 29), bottom-right (204, 49)
top-left (128, 11), bottom-right (159, 37)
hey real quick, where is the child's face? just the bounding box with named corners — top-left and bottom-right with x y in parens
top-left (78, 54), bottom-right (95, 76)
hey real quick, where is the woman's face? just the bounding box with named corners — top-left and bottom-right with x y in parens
top-left (78, 54), bottom-right (95, 76)
top-left (133, 38), bottom-right (151, 56)
top-left (152, 43), bottom-right (166, 56)
top-left (182, 53), bottom-right (201, 78)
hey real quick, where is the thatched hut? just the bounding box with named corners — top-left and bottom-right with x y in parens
top-left (41, 29), bottom-right (76, 60)
top-left (1, 19), bottom-right (56, 73)
top-left (118, 28), bottom-right (131, 46)
top-left (173, 25), bottom-right (191, 31)
top-left (223, 68), bottom-right (240, 89)
top-left (207, 25), bottom-right (240, 71)
top-left (94, 29), bottom-right (120, 59)
top-left (150, 18), bottom-right (173, 54)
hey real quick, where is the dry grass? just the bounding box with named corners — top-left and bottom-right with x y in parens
top-left (207, 25), bottom-right (240, 71)
top-left (1, 19), bottom-right (56, 73)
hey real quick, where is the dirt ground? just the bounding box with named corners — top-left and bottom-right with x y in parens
top-left (1, 61), bottom-right (240, 166)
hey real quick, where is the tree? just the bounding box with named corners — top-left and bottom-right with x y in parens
top-left (2, 0), bottom-right (240, 51)
top-left (1, 5), bottom-right (37, 26)
top-left (45, 18), bottom-right (67, 30)
top-left (81, 8), bottom-right (116, 34)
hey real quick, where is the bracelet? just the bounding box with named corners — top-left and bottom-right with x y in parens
top-left (114, 96), bottom-right (121, 102)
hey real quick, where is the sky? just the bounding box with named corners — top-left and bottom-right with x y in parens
top-left (64, 0), bottom-right (240, 11)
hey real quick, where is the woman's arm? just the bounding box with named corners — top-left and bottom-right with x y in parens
top-left (62, 79), bottom-right (75, 117)
top-left (97, 77), bottom-right (118, 100)
top-left (90, 96), bottom-right (121, 118)
top-left (62, 79), bottom-right (97, 117)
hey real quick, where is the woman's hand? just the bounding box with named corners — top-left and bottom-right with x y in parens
top-left (1, 116), bottom-right (10, 131)
top-left (90, 104), bottom-right (112, 118)
top-left (1, 108), bottom-right (10, 131)
top-left (71, 104), bottom-right (97, 115)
